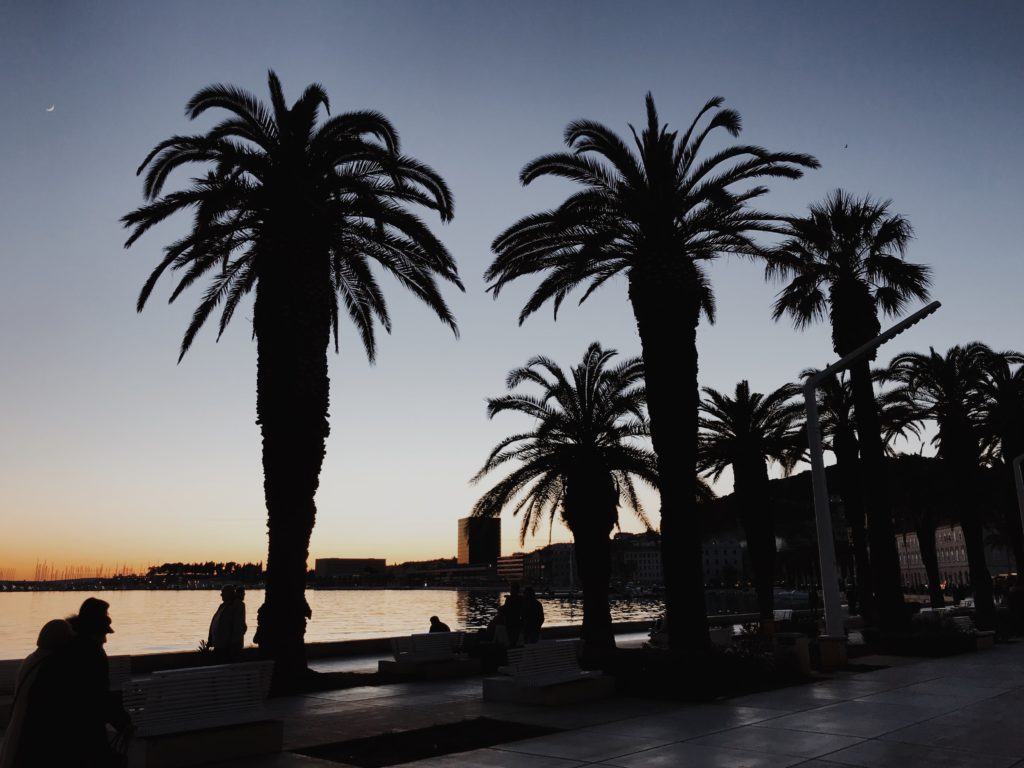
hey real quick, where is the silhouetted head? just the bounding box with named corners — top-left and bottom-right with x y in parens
top-left (70, 597), bottom-right (113, 643)
top-left (510, 582), bottom-right (520, 596)
top-left (234, 586), bottom-right (245, 601)
top-left (220, 586), bottom-right (235, 602)
top-left (524, 586), bottom-right (536, 599)
top-left (37, 619), bottom-right (74, 651)
top-left (429, 615), bottom-right (440, 624)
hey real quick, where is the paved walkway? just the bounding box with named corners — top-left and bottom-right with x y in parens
top-left (211, 641), bottom-right (1024, 767)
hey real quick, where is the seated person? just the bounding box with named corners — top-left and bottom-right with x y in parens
top-left (428, 615), bottom-right (451, 633)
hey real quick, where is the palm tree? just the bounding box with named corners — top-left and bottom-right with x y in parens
top-left (770, 190), bottom-right (931, 630)
top-left (697, 381), bottom-right (802, 623)
top-left (472, 343), bottom-right (658, 654)
top-left (891, 453), bottom-right (950, 610)
top-left (486, 94), bottom-right (818, 653)
top-left (979, 349), bottom-right (1024, 574)
top-left (804, 369), bottom-right (921, 621)
top-left (122, 71), bottom-right (461, 687)
top-left (887, 344), bottom-right (996, 628)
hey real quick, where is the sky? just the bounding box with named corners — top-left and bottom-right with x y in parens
top-left (0, 1), bottom-right (1022, 578)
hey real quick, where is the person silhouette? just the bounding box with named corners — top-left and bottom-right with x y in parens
top-left (521, 586), bottom-right (545, 643)
top-left (503, 583), bottom-right (524, 647)
top-left (0, 619), bottom-right (74, 768)
top-left (428, 615), bottom-right (451, 633)
top-left (208, 586), bottom-right (246, 662)
top-left (19, 598), bottom-right (132, 767)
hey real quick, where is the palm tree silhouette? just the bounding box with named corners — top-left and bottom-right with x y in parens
top-left (887, 343), bottom-right (996, 628)
top-left (698, 380), bottom-right (802, 623)
top-left (803, 368), bottom-right (921, 621)
top-left (486, 94), bottom-right (817, 652)
top-left (472, 343), bottom-right (658, 654)
top-left (978, 348), bottom-right (1024, 574)
top-left (122, 71), bottom-right (461, 686)
top-left (769, 190), bottom-right (931, 630)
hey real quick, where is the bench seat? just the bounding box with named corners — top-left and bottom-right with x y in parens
top-left (123, 661), bottom-right (280, 767)
top-left (483, 641), bottom-right (613, 705)
top-left (379, 632), bottom-right (479, 677)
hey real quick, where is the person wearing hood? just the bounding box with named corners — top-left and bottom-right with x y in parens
top-left (0, 619), bottom-right (74, 768)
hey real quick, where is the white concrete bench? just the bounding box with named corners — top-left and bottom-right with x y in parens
top-left (483, 641), bottom-right (613, 705)
top-left (773, 609), bottom-right (793, 621)
top-left (122, 661), bottom-right (281, 767)
top-left (947, 614), bottom-right (996, 650)
top-left (391, 632), bottom-right (462, 663)
top-left (379, 632), bottom-right (478, 677)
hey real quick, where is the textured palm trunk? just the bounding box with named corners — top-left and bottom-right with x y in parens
top-left (735, 460), bottom-right (776, 622)
top-left (914, 520), bottom-right (944, 609)
top-left (253, 247), bottom-right (332, 691)
top-left (564, 472), bottom-right (617, 657)
top-left (833, 429), bottom-right (875, 622)
top-left (628, 269), bottom-right (709, 655)
top-left (953, 459), bottom-right (995, 629)
top-left (848, 358), bottom-right (905, 629)
top-left (572, 527), bottom-right (615, 656)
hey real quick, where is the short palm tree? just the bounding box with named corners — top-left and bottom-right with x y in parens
top-left (122, 71), bottom-right (461, 686)
top-left (770, 190), bottom-right (931, 630)
top-left (697, 381), bottom-right (803, 622)
top-left (486, 94), bottom-right (818, 653)
top-left (887, 343), bottom-right (996, 628)
top-left (472, 343), bottom-right (658, 653)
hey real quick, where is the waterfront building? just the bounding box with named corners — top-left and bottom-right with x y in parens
top-left (496, 553), bottom-right (525, 583)
top-left (457, 517), bottom-right (501, 566)
top-left (314, 558), bottom-right (386, 583)
top-left (896, 524), bottom-right (1013, 587)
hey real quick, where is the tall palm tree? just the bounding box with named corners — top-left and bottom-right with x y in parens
top-left (122, 71), bottom-right (461, 686)
top-left (804, 369), bottom-right (921, 621)
top-left (770, 190), bottom-right (931, 630)
top-left (979, 349), bottom-right (1024, 574)
top-left (472, 343), bottom-right (658, 654)
top-left (486, 94), bottom-right (818, 653)
top-left (697, 381), bottom-right (802, 622)
top-left (887, 343), bottom-right (996, 628)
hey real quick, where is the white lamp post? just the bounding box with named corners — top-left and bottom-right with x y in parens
top-left (804, 300), bottom-right (941, 642)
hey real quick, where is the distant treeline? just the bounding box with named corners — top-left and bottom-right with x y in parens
top-left (146, 561), bottom-right (264, 581)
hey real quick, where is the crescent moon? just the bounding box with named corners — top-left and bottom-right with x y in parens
top-left (45, 105), bottom-right (55, 112)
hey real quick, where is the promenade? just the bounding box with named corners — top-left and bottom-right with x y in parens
top-left (212, 640), bottom-right (1024, 767)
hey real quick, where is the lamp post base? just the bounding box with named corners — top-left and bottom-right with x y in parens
top-left (817, 634), bottom-right (848, 668)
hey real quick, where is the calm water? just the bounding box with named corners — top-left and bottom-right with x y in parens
top-left (0, 589), bottom-right (676, 658)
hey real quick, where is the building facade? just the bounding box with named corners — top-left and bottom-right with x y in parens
top-left (896, 524), bottom-right (1013, 586)
top-left (457, 517), bottom-right (501, 566)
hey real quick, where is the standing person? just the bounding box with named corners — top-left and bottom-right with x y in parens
top-left (0, 619), bottom-right (74, 768)
top-left (208, 586), bottom-right (246, 662)
top-left (503, 582), bottom-right (524, 647)
top-left (521, 587), bottom-right (545, 644)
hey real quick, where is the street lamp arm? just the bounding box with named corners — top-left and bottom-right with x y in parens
top-left (805, 301), bottom-right (942, 393)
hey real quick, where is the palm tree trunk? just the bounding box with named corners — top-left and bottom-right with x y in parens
top-left (833, 431), bottom-right (875, 622)
top-left (953, 464), bottom-right (995, 629)
top-left (848, 358), bottom-right (905, 630)
top-left (253, 255), bottom-right (332, 691)
top-left (915, 521), bottom-right (944, 609)
top-left (572, 527), bottom-right (615, 656)
top-left (736, 461), bottom-right (776, 624)
top-left (628, 270), bottom-right (709, 655)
